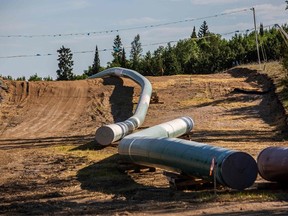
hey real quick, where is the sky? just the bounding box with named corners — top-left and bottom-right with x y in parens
top-left (0, 0), bottom-right (287, 79)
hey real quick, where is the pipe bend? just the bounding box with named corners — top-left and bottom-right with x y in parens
top-left (89, 67), bottom-right (152, 145)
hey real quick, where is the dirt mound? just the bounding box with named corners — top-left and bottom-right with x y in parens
top-left (1, 67), bottom-right (288, 215)
top-left (0, 77), bottom-right (141, 140)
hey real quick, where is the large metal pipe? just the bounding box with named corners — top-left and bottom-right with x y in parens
top-left (257, 147), bottom-right (288, 183)
top-left (88, 67), bottom-right (152, 145)
top-left (123, 116), bottom-right (194, 139)
top-left (119, 118), bottom-right (258, 190)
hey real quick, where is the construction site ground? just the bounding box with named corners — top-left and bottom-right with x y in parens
top-left (0, 63), bottom-right (288, 215)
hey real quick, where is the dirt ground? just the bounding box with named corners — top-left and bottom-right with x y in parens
top-left (0, 65), bottom-right (288, 215)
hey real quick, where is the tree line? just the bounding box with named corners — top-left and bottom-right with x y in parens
top-left (56, 21), bottom-right (288, 80)
top-left (1, 21), bottom-right (288, 81)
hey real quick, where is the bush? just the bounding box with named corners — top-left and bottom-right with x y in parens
top-left (28, 73), bottom-right (42, 81)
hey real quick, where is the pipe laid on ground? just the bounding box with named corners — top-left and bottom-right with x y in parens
top-left (123, 116), bottom-right (194, 139)
top-left (257, 147), bottom-right (288, 183)
top-left (119, 117), bottom-right (258, 190)
top-left (89, 67), bottom-right (152, 145)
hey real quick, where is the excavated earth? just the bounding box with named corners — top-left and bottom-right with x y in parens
top-left (0, 67), bottom-right (288, 215)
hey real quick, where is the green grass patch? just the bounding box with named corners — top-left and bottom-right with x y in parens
top-left (49, 138), bottom-right (288, 201)
top-left (187, 189), bottom-right (288, 204)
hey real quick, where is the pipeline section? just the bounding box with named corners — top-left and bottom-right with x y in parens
top-left (119, 117), bottom-right (258, 190)
top-left (89, 67), bottom-right (152, 145)
top-left (257, 146), bottom-right (288, 183)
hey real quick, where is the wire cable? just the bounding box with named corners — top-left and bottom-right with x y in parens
top-left (0, 23), bottom-right (286, 59)
top-left (0, 8), bottom-right (250, 39)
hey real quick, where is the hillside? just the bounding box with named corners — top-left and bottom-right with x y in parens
top-left (0, 63), bottom-right (288, 215)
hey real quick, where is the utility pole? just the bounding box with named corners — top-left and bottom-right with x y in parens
top-left (251, 7), bottom-right (261, 65)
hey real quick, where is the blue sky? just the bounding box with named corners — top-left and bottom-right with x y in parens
top-left (0, 0), bottom-right (287, 79)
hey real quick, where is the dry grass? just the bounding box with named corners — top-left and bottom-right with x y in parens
top-left (52, 143), bottom-right (117, 161)
top-left (1, 62), bottom-right (288, 215)
top-left (244, 61), bottom-right (288, 109)
top-left (179, 97), bottom-right (214, 107)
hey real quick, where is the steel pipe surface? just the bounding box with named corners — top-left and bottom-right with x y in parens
top-left (119, 118), bottom-right (257, 190)
top-left (257, 147), bottom-right (288, 182)
top-left (124, 116), bottom-right (194, 139)
top-left (89, 67), bottom-right (152, 145)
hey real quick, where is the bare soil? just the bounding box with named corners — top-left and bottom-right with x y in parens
top-left (0, 66), bottom-right (288, 215)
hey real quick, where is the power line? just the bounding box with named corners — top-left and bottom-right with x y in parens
top-left (0, 8), bottom-right (250, 39)
top-left (0, 28), bottom-right (251, 59)
top-left (0, 23), bottom-right (284, 59)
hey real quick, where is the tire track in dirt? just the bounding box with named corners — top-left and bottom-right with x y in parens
top-left (0, 81), bottom-right (91, 139)
top-left (0, 66), bottom-right (288, 215)
top-left (46, 83), bottom-right (88, 135)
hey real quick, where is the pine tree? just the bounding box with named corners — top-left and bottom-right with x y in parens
top-left (91, 45), bottom-right (100, 75)
top-left (111, 35), bottom-right (123, 66)
top-left (163, 43), bottom-right (181, 75)
top-left (259, 23), bottom-right (264, 37)
top-left (130, 34), bottom-right (143, 71)
top-left (121, 47), bottom-right (127, 67)
top-left (56, 46), bottom-right (74, 80)
top-left (198, 21), bottom-right (209, 38)
top-left (142, 51), bottom-right (153, 76)
top-left (153, 46), bottom-right (164, 76)
top-left (191, 26), bottom-right (197, 38)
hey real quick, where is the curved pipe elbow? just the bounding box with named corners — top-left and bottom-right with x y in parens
top-left (89, 67), bottom-right (152, 145)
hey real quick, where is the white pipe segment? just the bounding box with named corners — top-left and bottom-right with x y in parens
top-left (88, 67), bottom-right (152, 145)
top-left (118, 117), bottom-right (194, 160)
top-left (120, 116), bottom-right (194, 139)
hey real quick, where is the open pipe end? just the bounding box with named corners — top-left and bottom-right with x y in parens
top-left (221, 152), bottom-right (258, 190)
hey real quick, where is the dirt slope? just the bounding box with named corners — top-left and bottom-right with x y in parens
top-left (0, 67), bottom-right (288, 215)
top-left (0, 77), bottom-right (140, 140)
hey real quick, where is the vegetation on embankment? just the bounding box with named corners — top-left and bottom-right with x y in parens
top-left (244, 62), bottom-right (288, 114)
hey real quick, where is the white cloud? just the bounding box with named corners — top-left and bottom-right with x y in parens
top-left (253, 3), bottom-right (287, 22)
top-left (0, 21), bottom-right (36, 33)
top-left (69, 0), bottom-right (90, 10)
top-left (118, 17), bottom-right (163, 26)
top-left (139, 26), bottom-right (193, 42)
top-left (169, 0), bottom-right (185, 2)
top-left (210, 22), bottom-right (254, 36)
top-left (224, 4), bottom-right (287, 23)
top-left (222, 7), bottom-right (251, 14)
top-left (191, 0), bottom-right (239, 5)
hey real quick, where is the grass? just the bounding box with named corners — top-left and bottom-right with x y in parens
top-left (244, 61), bottom-right (288, 110)
top-left (48, 63), bottom-right (288, 202)
top-left (48, 139), bottom-right (288, 203)
top-left (52, 141), bottom-right (117, 161)
top-left (51, 141), bottom-right (142, 194)
top-left (180, 97), bottom-right (213, 107)
top-left (217, 191), bottom-right (276, 202)
top-left (184, 189), bottom-right (288, 204)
